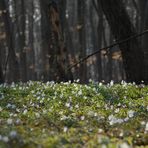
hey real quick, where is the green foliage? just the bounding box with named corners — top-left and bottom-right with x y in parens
top-left (0, 81), bottom-right (148, 147)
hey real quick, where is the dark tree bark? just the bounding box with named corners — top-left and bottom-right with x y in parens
top-left (40, 0), bottom-right (50, 81)
top-left (77, 0), bottom-right (87, 83)
top-left (0, 0), bottom-right (20, 82)
top-left (0, 63), bottom-right (4, 83)
top-left (0, 44), bottom-right (4, 83)
top-left (15, 0), bottom-right (27, 82)
top-left (47, 1), bottom-right (73, 82)
top-left (108, 33), bottom-right (113, 81)
top-left (0, 9), bottom-right (4, 83)
top-left (96, 1), bottom-right (103, 81)
top-left (58, 0), bottom-right (74, 81)
top-left (98, 0), bottom-right (146, 84)
top-left (26, 0), bottom-right (36, 80)
top-left (138, 0), bottom-right (147, 31)
top-left (91, 0), bottom-right (103, 81)
top-left (142, 1), bottom-right (148, 82)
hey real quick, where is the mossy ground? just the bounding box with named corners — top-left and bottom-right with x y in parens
top-left (0, 81), bottom-right (148, 148)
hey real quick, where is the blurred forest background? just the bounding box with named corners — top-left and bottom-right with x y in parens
top-left (0, 0), bottom-right (148, 84)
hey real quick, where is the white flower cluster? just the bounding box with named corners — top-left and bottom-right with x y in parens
top-left (0, 130), bottom-right (17, 143)
top-left (108, 115), bottom-right (124, 125)
top-left (108, 110), bottom-right (136, 125)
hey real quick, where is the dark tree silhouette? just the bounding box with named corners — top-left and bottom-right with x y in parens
top-left (0, 0), bottom-right (19, 82)
top-left (0, 64), bottom-right (4, 83)
top-left (98, 0), bottom-right (146, 84)
top-left (47, 1), bottom-right (73, 81)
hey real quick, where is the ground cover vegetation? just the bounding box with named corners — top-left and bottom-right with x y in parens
top-left (0, 81), bottom-right (148, 148)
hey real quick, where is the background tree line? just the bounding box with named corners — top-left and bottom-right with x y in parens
top-left (0, 0), bottom-right (148, 84)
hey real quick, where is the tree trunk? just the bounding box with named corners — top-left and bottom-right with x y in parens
top-left (138, 0), bottom-right (147, 31)
top-left (91, 0), bottom-right (103, 81)
top-left (142, 1), bottom-right (148, 83)
top-left (15, 0), bottom-right (27, 82)
top-left (0, 61), bottom-right (4, 83)
top-left (98, 0), bottom-right (146, 84)
top-left (26, 0), bottom-right (36, 80)
top-left (40, 0), bottom-right (50, 81)
top-left (77, 0), bottom-right (87, 83)
top-left (48, 1), bottom-right (73, 82)
top-left (0, 7), bottom-right (5, 83)
top-left (108, 33), bottom-right (113, 81)
top-left (0, 0), bottom-right (20, 82)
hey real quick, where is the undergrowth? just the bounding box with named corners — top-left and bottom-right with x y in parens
top-left (0, 81), bottom-right (148, 148)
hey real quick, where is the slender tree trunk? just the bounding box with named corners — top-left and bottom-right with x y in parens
top-left (77, 0), bottom-right (87, 83)
top-left (41, 0), bottom-right (52, 81)
top-left (98, 0), bottom-right (146, 84)
top-left (138, 0), bottom-right (147, 32)
top-left (0, 0), bottom-right (19, 82)
top-left (15, 0), bottom-right (27, 81)
top-left (0, 9), bottom-right (4, 83)
top-left (0, 57), bottom-right (4, 83)
top-left (102, 24), bottom-right (108, 82)
top-left (97, 2), bottom-right (103, 82)
top-left (91, 0), bottom-right (103, 82)
top-left (48, 1), bottom-right (73, 81)
top-left (89, 3), bottom-right (97, 81)
top-left (108, 33), bottom-right (113, 81)
top-left (58, 0), bottom-right (75, 81)
top-left (33, 0), bottom-right (43, 80)
top-left (26, 0), bottom-right (35, 80)
top-left (142, 1), bottom-right (148, 83)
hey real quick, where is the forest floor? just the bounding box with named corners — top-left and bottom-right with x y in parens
top-left (0, 81), bottom-right (148, 148)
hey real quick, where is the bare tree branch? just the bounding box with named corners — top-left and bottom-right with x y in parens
top-left (68, 29), bottom-right (148, 70)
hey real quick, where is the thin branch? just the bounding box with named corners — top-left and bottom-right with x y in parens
top-left (68, 29), bottom-right (148, 70)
